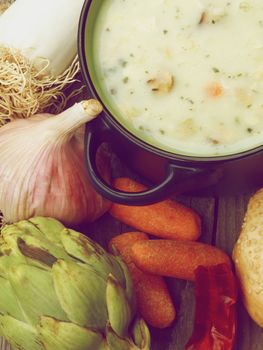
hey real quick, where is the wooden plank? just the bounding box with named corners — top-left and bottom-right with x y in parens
top-left (216, 193), bottom-right (263, 350)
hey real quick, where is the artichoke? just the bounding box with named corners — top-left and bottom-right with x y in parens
top-left (0, 217), bottom-right (151, 350)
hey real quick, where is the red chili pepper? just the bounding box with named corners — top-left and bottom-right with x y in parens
top-left (185, 264), bottom-right (237, 350)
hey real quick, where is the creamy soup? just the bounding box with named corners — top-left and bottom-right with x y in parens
top-left (93, 0), bottom-right (263, 156)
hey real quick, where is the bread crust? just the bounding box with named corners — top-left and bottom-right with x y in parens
top-left (233, 188), bottom-right (263, 327)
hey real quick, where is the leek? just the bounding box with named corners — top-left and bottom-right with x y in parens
top-left (0, 0), bottom-right (85, 125)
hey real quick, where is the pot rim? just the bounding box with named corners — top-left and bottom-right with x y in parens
top-left (78, 0), bottom-right (263, 165)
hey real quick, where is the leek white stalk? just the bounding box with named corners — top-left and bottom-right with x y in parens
top-left (0, 0), bottom-right (85, 125)
top-left (0, 99), bottom-right (111, 227)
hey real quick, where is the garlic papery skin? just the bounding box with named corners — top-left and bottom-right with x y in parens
top-left (0, 99), bottom-right (111, 226)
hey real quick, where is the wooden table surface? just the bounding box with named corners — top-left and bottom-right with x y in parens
top-left (84, 186), bottom-right (263, 350)
top-left (1, 156), bottom-right (263, 350)
top-left (1, 97), bottom-right (263, 350)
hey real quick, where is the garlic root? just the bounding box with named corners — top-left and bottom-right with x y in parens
top-left (82, 99), bottom-right (103, 117)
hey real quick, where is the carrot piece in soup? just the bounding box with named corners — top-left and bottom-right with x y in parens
top-left (206, 82), bottom-right (224, 97)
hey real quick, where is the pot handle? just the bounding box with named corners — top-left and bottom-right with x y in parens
top-left (84, 119), bottom-right (212, 205)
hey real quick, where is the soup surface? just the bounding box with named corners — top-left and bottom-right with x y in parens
top-left (93, 0), bottom-right (263, 156)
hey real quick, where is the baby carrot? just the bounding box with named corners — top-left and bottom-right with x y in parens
top-left (109, 232), bottom-right (176, 328)
top-left (131, 239), bottom-right (231, 281)
top-left (110, 177), bottom-right (201, 241)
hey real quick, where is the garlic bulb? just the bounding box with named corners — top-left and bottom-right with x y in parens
top-left (0, 99), bottom-right (111, 226)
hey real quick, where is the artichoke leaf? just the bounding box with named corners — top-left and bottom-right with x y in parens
top-left (15, 236), bottom-right (74, 268)
top-left (13, 218), bottom-right (66, 255)
top-left (1, 224), bottom-right (25, 240)
top-left (17, 236), bottom-right (72, 269)
top-left (0, 218), bottom-right (152, 350)
top-left (0, 226), bottom-right (28, 267)
top-left (38, 316), bottom-right (105, 350)
top-left (0, 253), bottom-right (27, 278)
top-left (0, 277), bottom-right (25, 321)
top-left (17, 238), bottom-right (57, 268)
top-left (115, 257), bottom-right (136, 312)
top-left (14, 220), bottom-right (48, 240)
top-left (106, 324), bottom-right (134, 350)
top-left (8, 264), bottom-right (68, 326)
top-left (106, 322), bottom-right (150, 350)
top-left (28, 217), bottom-right (66, 244)
top-left (106, 274), bottom-right (132, 337)
top-left (60, 228), bottom-right (105, 257)
top-left (132, 318), bottom-right (151, 350)
top-left (0, 315), bottom-right (44, 350)
top-left (14, 221), bottom-right (72, 263)
top-left (61, 229), bottom-right (126, 283)
top-left (52, 259), bottom-right (108, 329)
top-left (0, 240), bottom-right (51, 279)
top-left (1, 220), bottom-right (72, 270)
